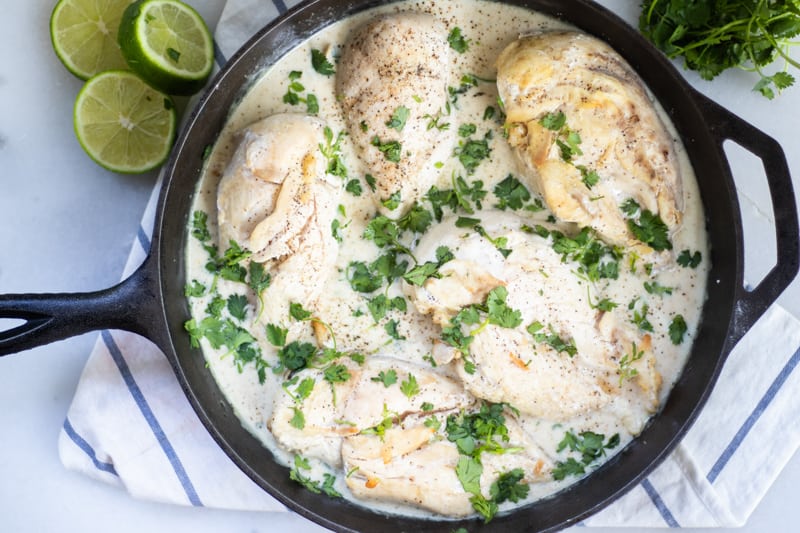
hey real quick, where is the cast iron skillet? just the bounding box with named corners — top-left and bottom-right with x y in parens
top-left (2, 0), bottom-right (799, 530)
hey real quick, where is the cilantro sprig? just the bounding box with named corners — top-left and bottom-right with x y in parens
top-left (552, 430), bottom-right (620, 480)
top-left (620, 199), bottom-right (672, 251)
top-left (446, 403), bottom-right (528, 522)
top-left (639, 0), bottom-right (800, 99)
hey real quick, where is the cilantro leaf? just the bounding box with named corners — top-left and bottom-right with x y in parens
top-left (345, 178), bottom-right (362, 196)
top-left (290, 407), bottom-right (305, 429)
top-left (278, 341), bottom-right (316, 372)
top-left (447, 27), bottom-right (470, 53)
top-left (677, 249), bottom-right (702, 268)
top-left (490, 468), bottom-right (529, 504)
top-left (311, 48), bottom-right (335, 76)
top-left (486, 286), bottom-right (522, 328)
top-left (265, 323), bottom-right (288, 347)
top-left (386, 106), bottom-right (410, 132)
top-left (455, 135), bottom-right (491, 174)
top-left (324, 363), bottom-right (351, 384)
top-left (397, 203), bottom-right (433, 234)
top-left (493, 174), bottom-right (531, 210)
top-left (347, 261), bottom-right (383, 293)
top-left (371, 369), bottom-right (398, 387)
top-left (669, 314), bottom-right (688, 345)
top-left (371, 136), bottom-right (402, 163)
top-left (227, 294), bottom-right (248, 321)
top-left (400, 374), bottom-right (420, 398)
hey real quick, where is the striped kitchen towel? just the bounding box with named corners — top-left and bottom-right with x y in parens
top-left (58, 0), bottom-right (800, 527)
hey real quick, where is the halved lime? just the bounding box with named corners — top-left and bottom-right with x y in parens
top-left (50, 0), bottom-right (134, 80)
top-left (74, 70), bottom-right (177, 173)
top-left (118, 0), bottom-right (214, 95)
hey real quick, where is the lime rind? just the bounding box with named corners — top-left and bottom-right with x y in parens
top-left (137, 2), bottom-right (213, 76)
top-left (50, 0), bottom-right (132, 80)
top-left (119, 0), bottom-right (213, 95)
top-left (74, 70), bottom-right (177, 173)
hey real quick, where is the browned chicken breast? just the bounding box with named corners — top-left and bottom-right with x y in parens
top-left (216, 113), bottom-right (342, 331)
top-left (404, 212), bottom-right (661, 421)
top-left (337, 13), bottom-right (454, 215)
top-left (496, 31), bottom-right (682, 250)
top-left (342, 410), bottom-right (552, 516)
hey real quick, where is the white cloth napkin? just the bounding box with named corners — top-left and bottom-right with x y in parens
top-left (58, 0), bottom-right (800, 527)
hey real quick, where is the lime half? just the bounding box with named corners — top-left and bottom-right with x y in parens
top-left (118, 0), bottom-right (214, 95)
top-left (50, 0), bottom-right (134, 80)
top-left (74, 70), bottom-right (177, 173)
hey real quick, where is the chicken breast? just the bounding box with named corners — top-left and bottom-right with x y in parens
top-left (337, 13), bottom-right (454, 215)
top-left (342, 408), bottom-right (551, 516)
top-left (216, 113), bottom-right (341, 331)
top-left (496, 31), bottom-right (682, 250)
top-left (268, 356), bottom-right (474, 468)
top-left (405, 212), bottom-right (660, 420)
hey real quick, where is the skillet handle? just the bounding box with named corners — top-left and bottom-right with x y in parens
top-left (699, 92), bottom-right (800, 347)
top-left (0, 255), bottom-right (163, 356)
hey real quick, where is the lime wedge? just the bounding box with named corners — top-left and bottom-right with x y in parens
top-left (50, 0), bottom-right (134, 80)
top-left (118, 0), bottom-right (214, 95)
top-left (74, 70), bottom-right (177, 173)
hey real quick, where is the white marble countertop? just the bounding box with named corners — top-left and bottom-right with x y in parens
top-left (1, 1), bottom-right (799, 532)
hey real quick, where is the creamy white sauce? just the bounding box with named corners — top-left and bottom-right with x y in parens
top-left (185, 0), bottom-right (709, 520)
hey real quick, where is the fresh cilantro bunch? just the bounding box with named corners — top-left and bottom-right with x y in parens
top-left (639, 0), bottom-right (800, 99)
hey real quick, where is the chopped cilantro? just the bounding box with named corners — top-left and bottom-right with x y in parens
top-left (323, 363), bottom-right (351, 384)
top-left (364, 173), bottom-right (377, 191)
top-left (455, 134), bottom-right (491, 174)
top-left (345, 178), bottom-right (363, 196)
top-left (458, 123), bottom-right (477, 138)
top-left (552, 430), bottom-right (620, 481)
top-left (381, 191), bottom-right (401, 210)
top-left (669, 314), bottom-right (688, 345)
top-left (644, 280), bottom-right (673, 296)
top-left (289, 302), bottom-right (312, 321)
top-left (384, 319), bottom-right (405, 341)
top-left (371, 369), bottom-right (398, 387)
top-left (348, 261), bottom-right (384, 293)
top-left (319, 126), bottom-right (347, 178)
top-left (493, 174), bottom-right (531, 210)
top-left (618, 342), bottom-right (645, 385)
top-left (486, 286), bottom-right (522, 328)
top-left (265, 323), bottom-right (288, 347)
top-left (490, 468), bottom-right (529, 504)
top-left (397, 203), bottom-right (433, 234)
top-left (527, 321), bottom-right (578, 357)
top-left (277, 341), bottom-right (316, 372)
top-left (386, 106), bottom-right (410, 131)
top-left (628, 298), bottom-right (654, 332)
top-left (620, 199), bottom-right (672, 251)
top-left (227, 294), bottom-right (248, 321)
top-left (311, 48), bottom-right (335, 76)
top-left (185, 280), bottom-right (206, 297)
top-left (371, 136), bottom-right (402, 163)
top-left (400, 374), bottom-right (420, 398)
top-left (289, 407), bottom-right (305, 429)
top-left (677, 249), bottom-right (702, 268)
top-left (447, 27), bottom-right (470, 53)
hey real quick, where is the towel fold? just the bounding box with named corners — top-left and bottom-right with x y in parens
top-left (58, 0), bottom-right (800, 527)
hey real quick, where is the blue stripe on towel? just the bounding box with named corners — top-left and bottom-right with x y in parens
top-left (641, 478), bottom-right (680, 527)
top-left (707, 345), bottom-right (800, 484)
top-left (272, 0), bottom-right (288, 14)
top-left (63, 417), bottom-right (118, 476)
top-left (102, 330), bottom-right (203, 506)
top-left (137, 225), bottom-right (151, 253)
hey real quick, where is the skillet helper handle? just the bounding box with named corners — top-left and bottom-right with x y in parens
top-left (700, 93), bottom-right (800, 346)
top-left (0, 258), bottom-right (161, 356)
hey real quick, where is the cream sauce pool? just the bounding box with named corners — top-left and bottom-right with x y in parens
top-left (185, 0), bottom-right (709, 521)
